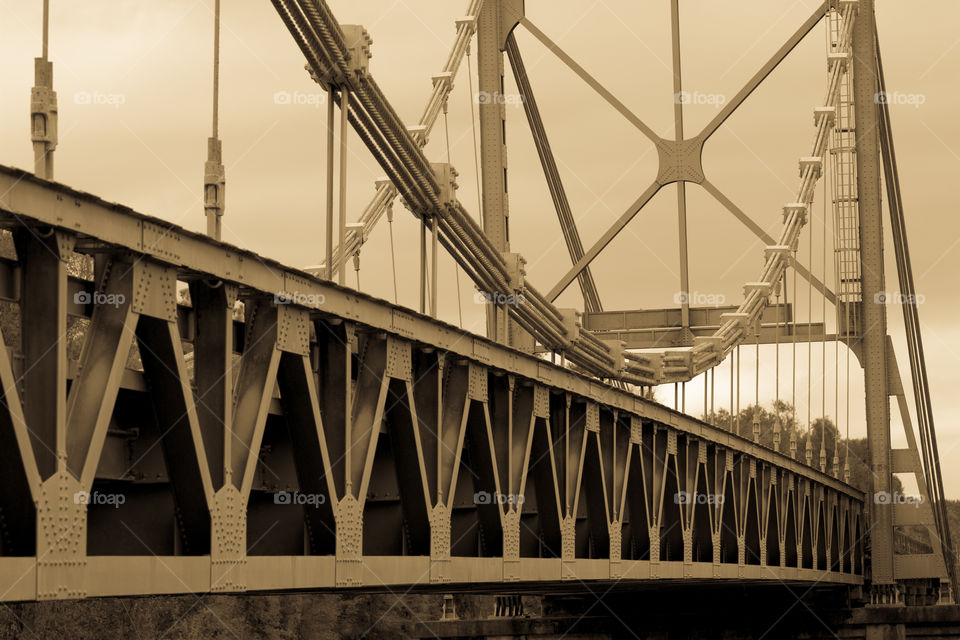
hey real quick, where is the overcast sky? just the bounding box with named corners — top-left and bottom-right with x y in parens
top-left (2, 0), bottom-right (960, 495)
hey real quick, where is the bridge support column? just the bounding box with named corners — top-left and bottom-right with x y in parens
top-left (477, 0), bottom-right (532, 351)
top-left (188, 280), bottom-right (237, 490)
top-left (852, 0), bottom-right (896, 598)
top-left (15, 230), bottom-right (73, 481)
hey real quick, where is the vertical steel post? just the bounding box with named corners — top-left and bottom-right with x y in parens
top-left (420, 222), bottom-right (427, 314)
top-left (338, 88), bottom-right (350, 286)
top-left (670, 0), bottom-right (691, 338)
top-left (477, 0), bottom-right (509, 343)
top-left (431, 215), bottom-right (439, 318)
top-left (326, 87), bottom-right (335, 281)
top-left (478, 0), bottom-right (531, 349)
top-left (477, 1), bottom-right (509, 254)
top-left (852, 0), bottom-right (894, 594)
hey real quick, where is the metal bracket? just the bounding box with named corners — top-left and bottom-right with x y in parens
top-left (533, 384), bottom-right (549, 418)
top-left (468, 362), bottom-right (487, 401)
top-left (655, 136), bottom-right (705, 185)
top-left (131, 260), bottom-right (177, 321)
top-left (585, 403), bottom-right (599, 433)
top-left (385, 336), bottom-right (412, 381)
top-left (276, 304), bottom-right (310, 356)
top-left (341, 25), bottom-right (373, 78)
top-left (431, 162), bottom-right (459, 207)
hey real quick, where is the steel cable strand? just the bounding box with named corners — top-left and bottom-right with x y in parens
top-left (447, 202), bottom-right (509, 275)
top-left (578, 341), bottom-right (616, 372)
top-left (299, 0), bottom-right (348, 68)
top-left (435, 213), bottom-right (501, 294)
top-left (364, 76), bottom-right (442, 185)
top-left (345, 94), bottom-right (429, 209)
top-left (299, 0), bottom-right (428, 208)
top-left (287, 0), bottom-right (633, 380)
top-left (509, 299), bottom-right (569, 352)
top-left (305, 0), bottom-right (348, 53)
top-left (439, 206), bottom-right (509, 290)
top-left (436, 228), bottom-right (493, 296)
top-left (332, 0), bottom-right (484, 275)
top-left (578, 327), bottom-right (614, 357)
top-left (348, 104), bottom-right (430, 213)
top-left (354, 77), bottom-right (439, 194)
top-left (347, 96), bottom-right (434, 210)
top-left (623, 366), bottom-right (656, 385)
top-left (275, 0), bottom-right (337, 83)
top-left (276, 1), bottom-right (436, 216)
top-left (529, 308), bottom-right (570, 352)
top-left (352, 80), bottom-right (441, 209)
top-left (523, 296), bottom-right (577, 351)
top-left (521, 284), bottom-right (565, 325)
top-left (450, 202), bottom-right (510, 275)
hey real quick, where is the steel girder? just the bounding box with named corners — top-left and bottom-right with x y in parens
top-left (0, 169), bottom-right (862, 601)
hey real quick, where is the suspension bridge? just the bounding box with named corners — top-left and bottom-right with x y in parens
top-left (0, 0), bottom-right (957, 631)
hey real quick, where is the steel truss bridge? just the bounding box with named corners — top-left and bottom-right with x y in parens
top-left (0, 0), bottom-right (951, 607)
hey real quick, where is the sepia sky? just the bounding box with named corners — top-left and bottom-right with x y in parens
top-left (2, 1), bottom-right (960, 495)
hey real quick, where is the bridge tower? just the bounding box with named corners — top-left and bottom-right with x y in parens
top-left (851, 0), bottom-right (895, 599)
top-left (476, 0), bottom-right (533, 350)
top-left (851, 0), bottom-right (953, 603)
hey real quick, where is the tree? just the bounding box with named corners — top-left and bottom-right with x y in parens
top-left (703, 401), bottom-right (893, 496)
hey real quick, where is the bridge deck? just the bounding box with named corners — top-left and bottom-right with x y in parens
top-left (0, 166), bottom-right (863, 601)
